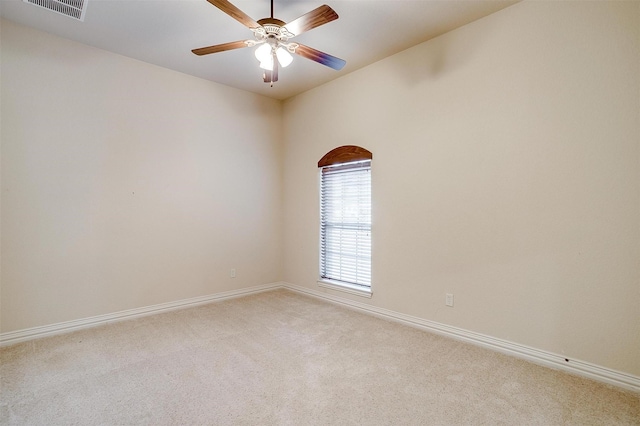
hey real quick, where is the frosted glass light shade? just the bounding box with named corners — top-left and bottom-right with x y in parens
top-left (255, 43), bottom-right (272, 63)
top-left (259, 56), bottom-right (273, 71)
top-left (276, 47), bottom-right (293, 67)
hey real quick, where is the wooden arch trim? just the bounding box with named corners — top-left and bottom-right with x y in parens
top-left (318, 145), bottom-right (372, 168)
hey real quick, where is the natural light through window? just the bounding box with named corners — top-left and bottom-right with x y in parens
top-left (318, 146), bottom-right (372, 296)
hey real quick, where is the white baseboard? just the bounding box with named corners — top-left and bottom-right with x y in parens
top-left (2, 280), bottom-right (638, 393)
top-left (281, 282), bottom-right (640, 393)
top-left (0, 282), bottom-right (282, 347)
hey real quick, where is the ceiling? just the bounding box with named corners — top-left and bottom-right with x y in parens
top-left (0, 0), bottom-right (518, 100)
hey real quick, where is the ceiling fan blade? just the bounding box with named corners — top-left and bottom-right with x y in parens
top-left (273, 57), bottom-right (279, 82)
top-left (294, 43), bottom-right (346, 70)
top-left (263, 69), bottom-right (279, 84)
top-left (192, 40), bottom-right (250, 56)
top-left (283, 5), bottom-right (338, 37)
top-left (263, 56), bottom-right (279, 84)
top-left (205, 0), bottom-right (260, 29)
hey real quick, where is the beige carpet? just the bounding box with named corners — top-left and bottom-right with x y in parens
top-left (1, 289), bottom-right (638, 425)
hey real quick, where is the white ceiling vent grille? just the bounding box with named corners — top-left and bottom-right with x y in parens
top-left (23, 0), bottom-right (88, 21)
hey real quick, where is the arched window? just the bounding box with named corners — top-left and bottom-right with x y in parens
top-left (318, 146), bottom-right (372, 296)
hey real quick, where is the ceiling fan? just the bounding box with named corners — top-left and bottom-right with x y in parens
top-left (192, 0), bottom-right (346, 86)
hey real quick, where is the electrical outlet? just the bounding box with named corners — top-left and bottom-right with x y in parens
top-left (445, 293), bottom-right (454, 307)
top-left (230, 269), bottom-right (236, 278)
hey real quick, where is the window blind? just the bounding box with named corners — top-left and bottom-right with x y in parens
top-left (320, 160), bottom-right (371, 288)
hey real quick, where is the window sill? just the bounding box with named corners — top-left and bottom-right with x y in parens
top-left (317, 279), bottom-right (372, 298)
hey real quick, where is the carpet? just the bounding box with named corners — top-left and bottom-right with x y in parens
top-left (1, 289), bottom-right (638, 425)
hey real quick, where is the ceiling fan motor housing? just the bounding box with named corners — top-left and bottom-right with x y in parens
top-left (256, 18), bottom-right (294, 40)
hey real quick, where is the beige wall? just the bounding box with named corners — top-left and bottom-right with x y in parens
top-left (1, 19), bottom-right (283, 332)
top-left (283, 1), bottom-right (640, 375)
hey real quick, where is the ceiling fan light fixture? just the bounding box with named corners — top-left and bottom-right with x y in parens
top-left (192, 0), bottom-right (346, 84)
top-left (276, 47), bottom-right (293, 67)
top-left (259, 57), bottom-right (274, 71)
top-left (254, 43), bottom-right (272, 63)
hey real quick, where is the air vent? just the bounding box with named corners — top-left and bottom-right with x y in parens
top-left (24, 0), bottom-right (88, 21)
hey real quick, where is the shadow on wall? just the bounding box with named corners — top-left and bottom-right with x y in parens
top-left (391, 20), bottom-right (495, 86)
